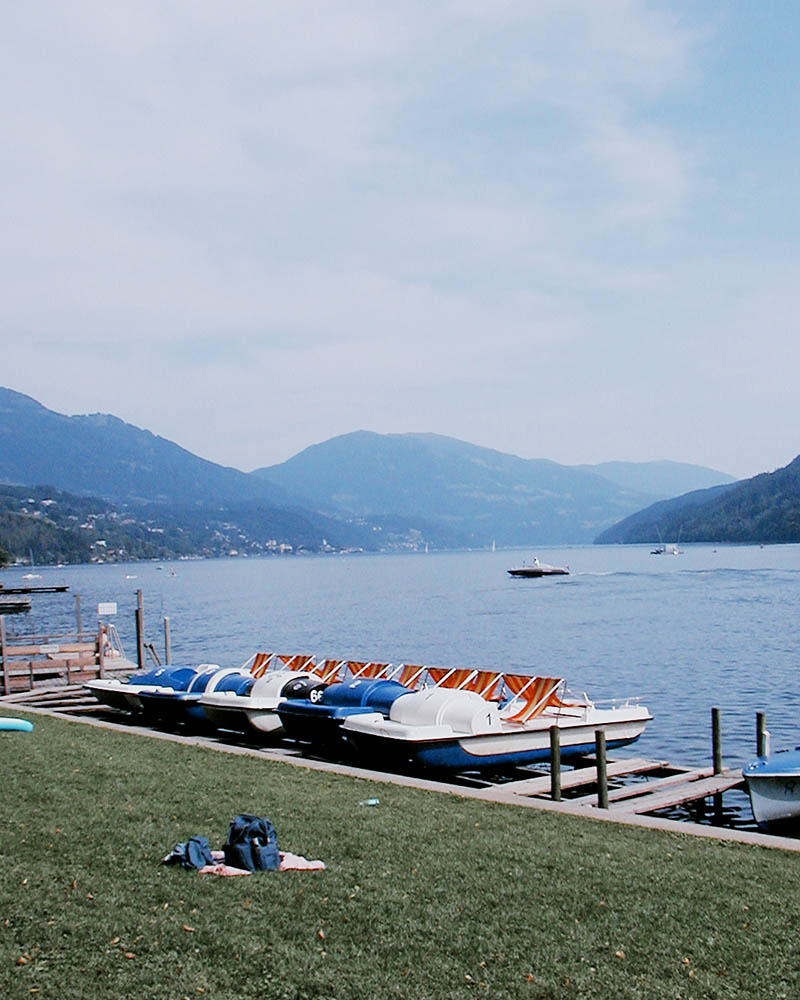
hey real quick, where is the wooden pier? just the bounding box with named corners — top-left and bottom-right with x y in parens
top-left (0, 621), bottom-right (136, 695)
top-left (478, 755), bottom-right (745, 815)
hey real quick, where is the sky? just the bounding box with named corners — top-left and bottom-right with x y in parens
top-left (3, 1), bottom-right (799, 480)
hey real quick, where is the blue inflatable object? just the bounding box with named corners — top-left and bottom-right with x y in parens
top-left (0, 717), bottom-right (34, 733)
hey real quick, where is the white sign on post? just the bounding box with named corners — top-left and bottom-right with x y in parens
top-left (97, 602), bottom-right (118, 616)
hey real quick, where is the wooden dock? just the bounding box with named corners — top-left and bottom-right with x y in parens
top-left (481, 756), bottom-right (745, 814)
top-left (0, 622), bottom-right (136, 694)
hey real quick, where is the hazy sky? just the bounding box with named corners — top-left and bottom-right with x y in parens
top-left (3, 2), bottom-right (798, 479)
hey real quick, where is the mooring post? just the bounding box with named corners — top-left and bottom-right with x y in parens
top-left (75, 593), bottom-right (82, 639)
top-left (135, 589), bottom-right (145, 672)
top-left (0, 615), bottom-right (8, 697)
top-left (549, 725), bottom-right (561, 801)
top-left (595, 730), bottom-right (608, 809)
top-left (164, 616), bottom-right (171, 666)
top-left (712, 706), bottom-right (723, 775)
top-left (756, 711), bottom-right (768, 757)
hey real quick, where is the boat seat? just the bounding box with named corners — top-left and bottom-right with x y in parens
top-left (500, 675), bottom-right (565, 724)
top-left (347, 661), bottom-right (392, 680)
top-left (246, 652), bottom-right (275, 677)
top-left (313, 658), bottom-right (346, 683)
top-left (276, 654), bottom-right (316, 673)
top-left (427, 668), bottom-right (481, 690)
top-left (461, 670), bottom-right (503, 699)
top-left (392, 663), bottom-right (427, 689)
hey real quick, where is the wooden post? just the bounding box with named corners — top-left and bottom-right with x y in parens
top-left (135, 589), bottom-right (145, 672)
top-left (97, 624), bottom-right (105, 678)
top-left (1, 615), bottom-right (8, 696)
top-left (75, 593), bottom-right (82, 639)
top-left (756, 711), bottom-right (768, 758)
top-left (595, 730), bottom-right (608, 809)
top-left (549, 725), bottom-right (561, 802)
top-left (164, 616), bottom-right (171, 666)
top-left (712, 707), bottom-right (722, 775)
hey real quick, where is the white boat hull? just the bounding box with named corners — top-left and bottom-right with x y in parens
top-left (743, 750), bottom-right (800, 830)
top-left (343, 702), bottom-right (651, 770)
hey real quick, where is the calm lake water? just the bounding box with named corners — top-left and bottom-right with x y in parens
top-left (7, 543), bottom-right (800, 769)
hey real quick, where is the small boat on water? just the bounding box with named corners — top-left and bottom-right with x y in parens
top-left (507, 557), bottom-right (569, 578)
top-left (743, 747), bottom-right (800, 832)
top-left (342, 674), bottom-right (651, 770)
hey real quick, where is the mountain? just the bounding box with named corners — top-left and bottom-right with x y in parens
top-left (595, 456), bottom-right (800, 544)
top-left (252, 431), bottom-right (662, 545)
top-left (0, 390), bottom-right (466, 558)
top-left (0, 387), bottom-right (286, 506)
top-left (0, 484), bottom-right (401, 565)
top-left (577, 460), bottom-right (736, 499)
top-left (0, 387), bottom-right (387, 558)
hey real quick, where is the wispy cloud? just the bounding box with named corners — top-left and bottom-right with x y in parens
top-left (1, 2), bottom-right (796, 477)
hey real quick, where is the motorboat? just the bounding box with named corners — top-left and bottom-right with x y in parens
top-left (742, 748), bottom-right (800, 832)
top-left (507, 558), bottom-right (569, 578)
top-left (84, 666), bottom-right (191, 712)
top-left (341, 674), bottom-right (651, 770)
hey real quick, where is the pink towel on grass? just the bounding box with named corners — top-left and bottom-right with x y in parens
top-left (198, 853), bottom-right (326, 875)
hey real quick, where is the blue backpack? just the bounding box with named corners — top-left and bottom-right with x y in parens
top-left (223, 814), bottom-right (280, 872)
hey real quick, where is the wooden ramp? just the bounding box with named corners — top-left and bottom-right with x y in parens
top-left (479, 757), bottom-right (670, 799)
top-left (480, 756), bottom-right (745, 813)
top-left (609, 769), bottom-right (744, 815)
top-left (0, 684), bottom-right (110, 714)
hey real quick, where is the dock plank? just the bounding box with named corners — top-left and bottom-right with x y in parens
top-left (612, 770), bottom-right (745, 814)
top-left (486, 757), bottom-right (671, 798)
top-left (572, 767), bottom-right (714, 806)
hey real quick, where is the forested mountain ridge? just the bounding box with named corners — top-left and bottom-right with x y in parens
top-left (596, 456), bottom-right (800, 544)
top-left (252, 431), bottom-right (663, 545)
top-left (1, 387), bottom-right (743, 560)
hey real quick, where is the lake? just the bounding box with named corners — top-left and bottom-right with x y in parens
top-left (7, 543), bottom-right (800, 769)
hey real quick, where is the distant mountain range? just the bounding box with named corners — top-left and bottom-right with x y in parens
top-left (596, 455), bottom-right (800, 544)
top-left (252, 431), bottom-right (735, 546)
top-left (0, 386), bottom-right (744, 562)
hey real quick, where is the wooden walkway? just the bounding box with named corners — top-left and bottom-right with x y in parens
top-left (480, 755), bottom-right (746, 814)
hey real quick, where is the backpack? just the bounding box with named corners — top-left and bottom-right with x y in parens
top-left (223, 814), bottom-right (280, 872)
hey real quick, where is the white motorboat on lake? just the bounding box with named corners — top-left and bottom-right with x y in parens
top-left (507, 557), bottom-right (570, 578)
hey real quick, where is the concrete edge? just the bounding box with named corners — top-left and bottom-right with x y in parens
top-left (6, 702), bottom-right (800, 854)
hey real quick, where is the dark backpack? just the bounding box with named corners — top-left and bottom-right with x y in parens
top-left (223, 814), bottom-right (280, 872)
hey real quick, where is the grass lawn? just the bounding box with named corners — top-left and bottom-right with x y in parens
top-left (1, 710), bottom-right (798, 1000)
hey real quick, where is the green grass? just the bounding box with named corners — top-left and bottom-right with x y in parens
top-left (1, 711), bottom-right (798, 1000)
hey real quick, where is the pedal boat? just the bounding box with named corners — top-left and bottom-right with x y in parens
top-left (743, 747), bottom-right (800, 832)
top-left (135, 665), bottom-right (250, 726)
top-left (341, 676), bottom-right (651, 770)
top-left (84, 666), bottom-right (192, 712)
top-left (200, 670), bottom-right (328, 735)
top-left (277, 676), bottom-right (415, 746)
